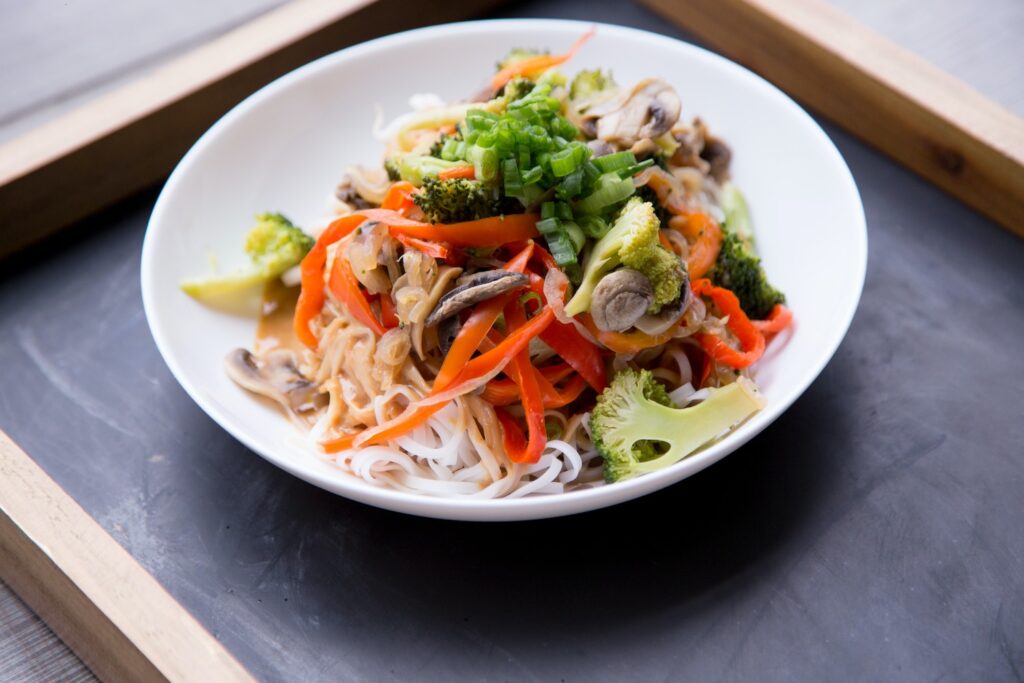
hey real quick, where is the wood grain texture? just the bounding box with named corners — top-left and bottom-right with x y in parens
top-left (639, 0), bottom-right (1024, 236)
top-left (0, 431), bottom-right (254, 683)
top-left (0, 0), bottom-right (501, 260)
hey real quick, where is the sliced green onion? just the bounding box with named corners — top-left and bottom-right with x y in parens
top-left (519, 291), bottom-right (543, 311)
top-left (536, 216), bottom-right (577, 266)
top-left (440, 138), bottom-right (461, 161)
top-left (577, 215), bottom-right (609, 239)
top-left (574, 173), bottom-right (636, 214)
top-left (557, 167), bottom-right (584, 199)
top-left (593, 151), bottom-right (637, 173)
top-left (617, 158), bottom-right (655, 178)
top-left (503, 158), bottom-right (523, 197)
top-left (521, 166), bottom-right (544, 185)
top-left (550, 148), bottom-right (579, 177)
top-left (468, 145), bottom-right (499, 182)
top-left (564, 221), bottom-right (585, 253)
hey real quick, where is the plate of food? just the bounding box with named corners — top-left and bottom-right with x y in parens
top-left (141, 19), bottom-right (866, 521)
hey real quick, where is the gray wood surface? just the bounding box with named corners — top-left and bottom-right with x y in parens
top-left (1, 0), bottom-right (1022, 681)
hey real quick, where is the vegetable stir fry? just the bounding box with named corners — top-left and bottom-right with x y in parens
top-left (184, 30), bottom-right (793, 496)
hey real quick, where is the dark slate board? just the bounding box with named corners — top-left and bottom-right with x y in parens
top-left (1, 2), bottom-right (1022, 681)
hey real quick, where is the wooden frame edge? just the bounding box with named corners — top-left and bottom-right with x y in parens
top-left (0, 0), bottom-right (503, 260)
top-left (0, 430), bottom-right (255, 683)
top-left (638, 0), bottom-right (1024, 236)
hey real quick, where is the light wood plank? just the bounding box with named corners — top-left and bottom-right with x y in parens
top-left (0, 0), bottom-right (502, 260)
top-left (639, 0), bottom-right (1024, 236)
top-left (0, 431), bottom-right (254, 683)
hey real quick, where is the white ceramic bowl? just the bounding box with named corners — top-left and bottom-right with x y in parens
top-left (142, 19), bottom-right (866, 521)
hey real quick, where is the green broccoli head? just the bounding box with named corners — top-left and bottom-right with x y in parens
top-left (181, 213), bottom-right (313, 299)
top-left (590, 368), bottom-right (765, 483)
top-left (499, 77), bottom-right (536, 104)
top-left (709, 231), bottom-right (784, 319)
top-left (621, 240), bottom-right (687, 314)
top-left (569, 69), bottom-right (616, 101)
top-left (384, 159), bottom-right (401, 181)
top-left (245, 213), bottom-right (314, 269)
top-left (563, 198), bottom-right (685, 316)
top-left (427, 131), bottom-right (460, 159)
top-left (413, 177), bottom-right (521, 224)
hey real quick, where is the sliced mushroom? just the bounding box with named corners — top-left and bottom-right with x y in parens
top-left (630, 138), bottom-right (660, 158)
top-left (437, 316), bottom-right (461, 356)
top-left (670, 118), bottom-right (709, 172)
top-left (587, 139), bottom-right (616, 158)
top-left (591, 269), bottom-right (654, 332)
top-left (586, 79), bottom-right (682, 147)
top-left (700, 136), bottom-right (732, 182)
top-left (425, 270), bottom-right (529, 327)
top-left (224, 348), bottom-right (318, 411)
top-left (334, 175), bottom-right (373, 209)
top-left (634, 286), bottom-right (691, 336)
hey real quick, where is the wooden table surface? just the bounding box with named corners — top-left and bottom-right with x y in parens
top-left (1, 0), bottom-right (1021, 680)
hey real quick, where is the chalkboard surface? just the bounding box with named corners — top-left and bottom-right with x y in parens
top-left (1, 0), bottom-right (1022, 680)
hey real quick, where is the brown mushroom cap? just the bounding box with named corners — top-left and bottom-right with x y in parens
top-left (224, 348), bottom-right (317, 411)
top-left (591, 269), bottom-right (655, 332)
top-left (587, 79), bottom-right (682, 147)
top-left (425, 270), bottom-right (529, 327)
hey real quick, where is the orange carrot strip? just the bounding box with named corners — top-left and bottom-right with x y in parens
top-left (437, 165), bottom-right (475, 180)
top-left (491, 28), bottom-right (595, 91)
top-left (294, 213), bottom-right (368, 348)
top-left (327, 252), bottom-right (388, 337)
top-left (752, 304), bottom-right (793, 335)
top-left (691, 278), bottom-right (765, 369)
top-left (667, 212), bottom-right (723, 279)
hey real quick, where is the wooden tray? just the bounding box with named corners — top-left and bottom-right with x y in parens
top-left (1, 0), bottom-right (1022, 680)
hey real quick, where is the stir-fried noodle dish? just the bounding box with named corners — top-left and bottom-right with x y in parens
top-left (183, 30), bottom-right (794, 498)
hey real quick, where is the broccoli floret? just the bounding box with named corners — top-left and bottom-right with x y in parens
top-left (569, 69), bottom-right (616, 101)
top-left (496, 48), bottom-right (545, 71)
top-left (590, 369), bottom-right (765, 482)
top-left (563, 198), bottom-right (685, 316)
top-left (497, 77), bottom-right (536, 104)
top-left (719, 181), bottom-right (755, 251)
top-left (413, 177), bottom-right (521, 224)
top-left (393, 154), bottom-right (464, 186)
top-left (428, 131), bottom-right (460, 159)
top-left (634, 185), bottom-right (669, 226)
top-left (181, 213), bottom-right (313, 299)
top-left (622, 238), bottom-right (686, 313)
top-left (384, 159), bottom-right (401, 181)
top-left (710, 232), bottom-right (784, 319)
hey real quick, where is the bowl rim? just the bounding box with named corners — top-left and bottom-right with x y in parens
top-left (141, 18), bottom-right (867, 521)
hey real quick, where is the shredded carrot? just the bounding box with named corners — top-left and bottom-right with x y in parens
top-left (691, 278), bottom-right (765, 369)
top-left (753, 304), bottom-right (793, 335)
top-left (294, 213), bottom-right (368, 348)
top-left (327, 249), bottom-right (388, 336)
top-left (343, 244), bottom-right (536, 449)
top-left (379, 293), bottom-right (400, 329)
top-left (437, 165), bottom-right (476, 180)
top-left (579, 313), bottom-right (676, 354)
top-left (393, 232), bottom-right (465, 264)
top-left (380, 181), bottom-right (416, 213)
top-left (387, 213), bottom-right (540, 247)
top-left (668, 212), bottom-right (722, 279)
top-left (491, 28), bottom-right (595, 91)
top-left (497, 299), bottom-right (547, 463)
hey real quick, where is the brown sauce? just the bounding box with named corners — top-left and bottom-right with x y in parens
top-left (255, 279), bottom-right (301, 354)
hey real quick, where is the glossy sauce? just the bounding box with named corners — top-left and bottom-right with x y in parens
top-left (255, 279), bottom-right (301, 354)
